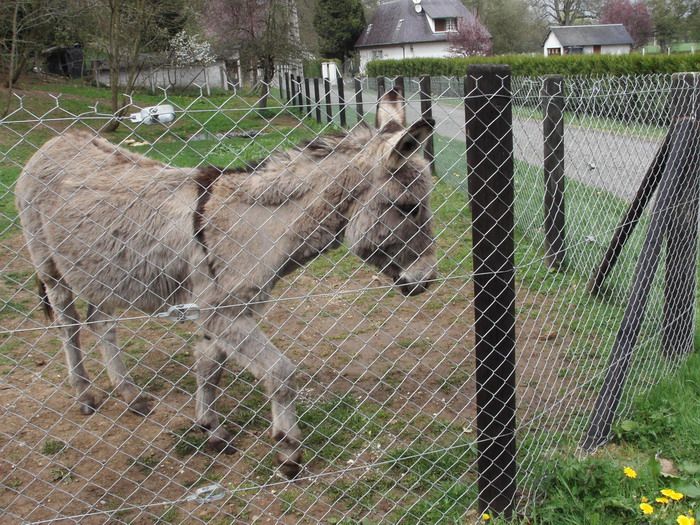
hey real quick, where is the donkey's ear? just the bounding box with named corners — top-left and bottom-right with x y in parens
top-left (376, 88), bottom-right (406, 128)
top-left (388, 118), bottom-right (435, 168)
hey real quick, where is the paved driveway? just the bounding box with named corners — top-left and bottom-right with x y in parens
top-left (333, 86), bottom-right (663, 202)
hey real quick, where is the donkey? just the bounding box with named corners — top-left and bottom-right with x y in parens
top-left (15, 90), bottom-right (436, 478)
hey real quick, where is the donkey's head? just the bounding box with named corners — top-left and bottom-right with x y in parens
top-left (345, 89), bottom-right (437, 296)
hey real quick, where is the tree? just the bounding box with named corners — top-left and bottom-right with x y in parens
top-left (313, 0), bottom-right (366, 62)
top-left (203, 0), bottom-right (303, 107)
top-left (527, 0), bottom-right (604, 25)
top-left (600, 0), bottom-right (654, 48)
top-left (465, 0), bottom-right (549, 55)
top-left (0, 0), bottom-right (72, 115)
top-left (74, 0), bottom-right (187, 131)
top-left (647, 0), bottom-right (698, 51)
top-left (448, 15), bottom-right (493, 57)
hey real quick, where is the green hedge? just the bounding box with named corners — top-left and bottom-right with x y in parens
top-left (366, 53), bottom-right (700, 77)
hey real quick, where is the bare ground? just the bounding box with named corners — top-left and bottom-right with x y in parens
top-left (0, 221), bottom-right (586, 524)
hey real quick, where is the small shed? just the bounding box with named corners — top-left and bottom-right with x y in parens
top-left (543, 24), bottom-right (634, 57)
top-left (43, 45), bottom-right (84, 78)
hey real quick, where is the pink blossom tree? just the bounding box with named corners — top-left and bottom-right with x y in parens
top-left (600, 0), bottom-right (654, 49)
top-left (448, 15), bottom-right (493, 57)
top-left (203, 0), bottom-right (301, 107)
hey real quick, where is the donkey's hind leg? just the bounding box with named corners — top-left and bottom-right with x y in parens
top-left (87, 304), bottom-right (151, 415)
top-left (40, 270), bottom-right (96, 415)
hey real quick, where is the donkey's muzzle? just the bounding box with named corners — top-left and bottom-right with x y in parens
top-left (395, 260), bottom-right (436, 296)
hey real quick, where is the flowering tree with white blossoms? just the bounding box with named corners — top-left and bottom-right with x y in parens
top-left (169, 30), bottom-right (215, 66)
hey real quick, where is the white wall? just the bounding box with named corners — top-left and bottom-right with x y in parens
top-left (543, 33), bottom-right (631, 56)
top-left (359, 41), bottom-right (451, 73)
top-left (95, 61), bottom-right (231, 93)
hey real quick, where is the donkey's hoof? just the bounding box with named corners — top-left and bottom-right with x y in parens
top-left (78, 393), bottom-right (97, 415)
top-left (79, 401), bottom-right (96, 415)
top-left (129, 396), bottom-right (152, 416)
top-left (277, 452), bottom-right (303, 479)
top-left (207, 437), bottom-right (237, 455)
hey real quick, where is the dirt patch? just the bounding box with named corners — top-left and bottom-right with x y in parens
top-left (0, 229), bottom-right (584, 523)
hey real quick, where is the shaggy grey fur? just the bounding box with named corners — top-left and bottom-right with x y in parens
top-left (15, 89), bottom-right (436, 478)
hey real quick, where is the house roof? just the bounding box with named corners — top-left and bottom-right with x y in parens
top-left (355, 0), bottom-right (486, 48)
top-left (547, 24), bottom-right (634, 47)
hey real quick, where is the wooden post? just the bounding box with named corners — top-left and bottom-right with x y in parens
top-left (582, 116), bottom-right (699, 451)
top-left (465, 64), bottom-right (517, 519)
top-left (662, 72), bottom-right (700, 358)
top-left (586, 134), bottom-right (670, 294)
top-left (394, 75), bottom-right (405, 95)
top-left (304, 78), bottom-right (311, 116)
top-left (295, 75), bottom-right (303, 115)
top-left (377, 76), bottom-right (386, 97)
top-left (542, 75), bottom-right (566, 268)
top-left (354, 77), bottom-right (364, 124)
top-left (337, 72), bottom-right (347, 127)
top-left (284, 71), bottom-right (291, 102)
top-left (419, 75), bottom-right (435, 174)
top-left (313, 77), bottom-right (321, 124)
top-left (323, 77), bottom-right (333, 124)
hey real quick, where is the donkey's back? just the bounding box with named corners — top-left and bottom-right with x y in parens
top-left (16, 130), bottom-right (207, 313)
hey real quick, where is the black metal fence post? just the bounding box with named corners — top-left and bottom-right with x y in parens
top-left (465, 64), bottom-right (517, 519)
top-left (304, 77), bottom-right (311, 116)
top-left (542, 75), bottom-right (566, 269)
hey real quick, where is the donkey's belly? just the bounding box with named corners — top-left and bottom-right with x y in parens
top-left (50, 213), bottom-right (201, 312)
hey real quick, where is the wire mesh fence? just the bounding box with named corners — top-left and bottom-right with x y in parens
top-left (0, 70), bottom-right (698, 524)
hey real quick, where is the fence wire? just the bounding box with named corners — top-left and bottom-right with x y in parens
top-left (0, 73), bottom-right (697, 524)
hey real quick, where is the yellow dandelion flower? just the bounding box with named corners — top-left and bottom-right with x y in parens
top-left (624, 467), bottom-right (638, 478)
top-left (656, 497), bottom-right (670, 504)
top-left (640, 503), bottom-right (654, 515)
top-left (661, 489), bottom-right (685, 501)
top-left (482, 514), bottom-right (491, 521)
top-left (641, 496), bottom-right (649, 503)
top-left (677, 516), bottom-right (695, 525)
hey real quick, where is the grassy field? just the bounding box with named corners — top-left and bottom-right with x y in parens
top-left (1, 74), bottom-right (698, 524)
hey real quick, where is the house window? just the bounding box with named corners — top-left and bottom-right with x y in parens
top-left (435, 18), bottom-right (457, 32)
top-left (547, 48), bottom-right (561, 56)
top-left (372, 50), bottom-right (384, 60)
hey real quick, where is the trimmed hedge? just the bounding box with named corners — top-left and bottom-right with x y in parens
top-left (366, 54), bottom-right (700, 77)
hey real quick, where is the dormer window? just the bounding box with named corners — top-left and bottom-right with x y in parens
top-left (366, 23), bottom-right (373, 35)
top-left (434, 18), bottom-right (457, 32)
top-left (396, 19), bottom-right (404, 32)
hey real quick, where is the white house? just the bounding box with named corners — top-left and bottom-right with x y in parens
top-left (355, 0), bottom-right (489, 73)
top-left (543, 24), bottom-right (634, 57)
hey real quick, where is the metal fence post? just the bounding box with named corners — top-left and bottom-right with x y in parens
top-left (542, 75), bottom-right (566, 269)
top-left (465, 64), bottom-right (517, 518)
top-left (313, 77), bottom-right (321, 124)
top-left (323, 76), bottom-right (333, 124)
top-left (337, 72), bottom-right (347, 128)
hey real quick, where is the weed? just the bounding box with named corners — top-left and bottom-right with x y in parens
top-left (171, 428), bottom-right (207, 457)
top-left (41, 440), bottom-right (66, 455)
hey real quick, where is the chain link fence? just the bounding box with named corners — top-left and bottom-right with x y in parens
top-left (0, 70), bottom-right (698, 524)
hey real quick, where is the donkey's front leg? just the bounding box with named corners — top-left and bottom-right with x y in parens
top-left (194, 336), bottom-right (236, 454)
top-left (238, 321), bottom-right (302, 478)
top-left (197, 317), bottom-right (302, 478)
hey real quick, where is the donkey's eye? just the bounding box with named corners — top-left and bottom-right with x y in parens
top-left (397, 203), bottom-right (420, 217)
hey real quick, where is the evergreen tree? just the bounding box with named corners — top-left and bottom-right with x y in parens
top-left (314, 0), bottom-right (366, 61)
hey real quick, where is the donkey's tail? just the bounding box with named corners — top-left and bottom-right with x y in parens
top-left (37, 277), bottom-right (54, 320)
